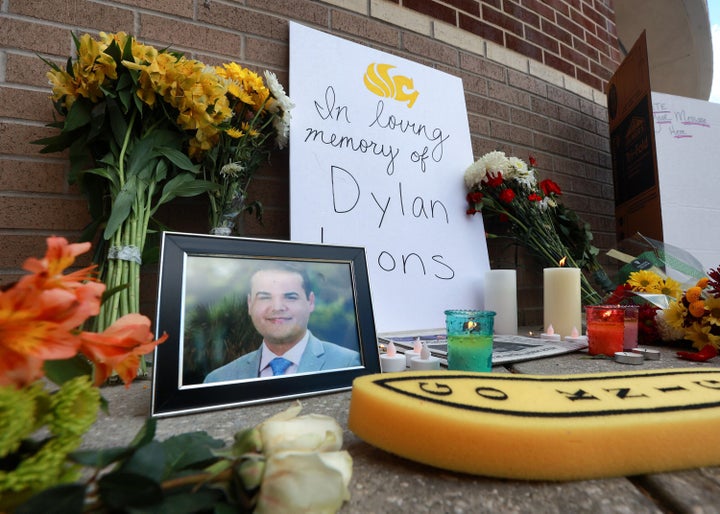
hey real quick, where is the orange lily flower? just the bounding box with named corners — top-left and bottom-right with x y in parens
top-left (79, 313), bottom-right (168, 387)
top-left (20, 236), bottom-right (97, 291)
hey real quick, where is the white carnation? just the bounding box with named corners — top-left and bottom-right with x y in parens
top-left (464, 159), bottom-right (488, 189)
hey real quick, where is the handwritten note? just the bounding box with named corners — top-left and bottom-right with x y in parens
top-left (288, 23), bottom-right (490, 332)
top-left (652, 91), bottom-right (720, 271)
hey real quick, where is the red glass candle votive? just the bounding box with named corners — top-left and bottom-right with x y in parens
top-left (585, 305), bottom-right (625, 356)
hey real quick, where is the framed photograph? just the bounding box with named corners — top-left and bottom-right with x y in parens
top-left (151, 232), bottom-right (380, 417)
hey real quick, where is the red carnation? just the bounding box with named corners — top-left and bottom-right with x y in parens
top-left (528, 193), bottom-right (542, 202)
top-left (539, 179), bottom-right (562, 196)
top-left (467, 191), bottom-right (483, 203)
top-left (529, 155), bottom-right (537, 167)
top-left (499, 189), bottom-right (516, 204)
top-left (484, 172), bottom-right (504, 188)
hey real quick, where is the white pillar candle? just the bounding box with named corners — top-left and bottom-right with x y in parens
top-left (484, 270), bottom-right (518, 335)
top-left (543, 267), bottom-right (581, 339)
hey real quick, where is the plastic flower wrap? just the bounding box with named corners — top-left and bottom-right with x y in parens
top-left (0, 236), bottom-right (167, 510)
top-left (465, 151), bottom-right (611, 304)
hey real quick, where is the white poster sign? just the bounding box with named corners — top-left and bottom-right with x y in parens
top-left (652, 92), bottom-right (720, 272)
top-left (289, 23), bottom-right (490, 332)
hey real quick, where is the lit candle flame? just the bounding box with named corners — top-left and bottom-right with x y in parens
top-left (545, 324), bottom-right (555, 335)
top-left (558, 256), bottom-right (567, 267)
top-left (387, 341), bottom-right (398, 357)
top-left (463, 320), bottom-right (479, 331)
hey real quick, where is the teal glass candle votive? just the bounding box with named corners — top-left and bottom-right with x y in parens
top-left (444, 310), bottom-right (496, 372)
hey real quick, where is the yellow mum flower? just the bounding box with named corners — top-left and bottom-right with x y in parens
top-left (696, 277), bottom-right (710, 289)
top-left (688, 300), bottom-right (706, 318)
top-left (686, 286), bottom-right (703, 303)
top-left (627, 270), bottom-right (662, 292)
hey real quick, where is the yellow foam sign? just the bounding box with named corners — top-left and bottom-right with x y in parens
top-left (348, 369), bottom-right (720, 480)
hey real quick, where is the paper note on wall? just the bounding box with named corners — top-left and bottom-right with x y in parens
top-left (652, 91), bottom-right (720, 272)
top-left (288, 23), bottom-right (490, 332)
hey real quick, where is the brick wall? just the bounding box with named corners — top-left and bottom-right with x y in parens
top-left (0, 0), bottom-right (620, 326)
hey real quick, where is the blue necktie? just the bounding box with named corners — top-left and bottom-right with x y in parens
top-left (269, 357), bottom-right (292, 376)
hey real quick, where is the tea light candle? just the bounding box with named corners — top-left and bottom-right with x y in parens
top-left (564, 326), bottom-right (588, 345)
top-left (484, 269), bottom-right (518, 335)
top-left (410, 343), bottom-right (441, 370)
top-left (404, 337), bottom-right (423, 368)
top-left (632, 347), bottom-right (661, 360)
top-left (540, 324), bottom-right (561, 341)
top-left (544, 265), bottom-right (581, 339)
top-left (380, 341), bottom-right (406, 372)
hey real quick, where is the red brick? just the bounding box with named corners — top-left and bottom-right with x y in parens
top-left (246, 0), bottom-right (329, 26)
top-left (465, 94), bottom-right (510, 121)
top-left (197, 3), bottom-right (288, 41)
top-left (543, 51), bottom-right (576, 76)
top-left (402, 33), bottom-right (459, 67)
top-left (112, 0), bottom-right (193, 18)
top-left (459, 14), bottom-right (504, 45)
top-left (403, 0), bottom-right (458, 25)
top-left (139, 14), bottom-right (242, 56)
top-left (510, 106), bottom-right (550, 132)
top-left (505, 33), bottom-right (543, 62)
top-left (460, 52), bottom-right (506, 82)
top-left (331, 10), bottom-right (401, 48)
top-left (560, 42), bottom-right (589, 69)
top-left (482, 4), bottom-right (523, 36)
top-left (0, 87), bottom-right (55, 123)
top-left (507, 69), bottom-right (547, 96)
top-left (0, 18), bottom-right (74, 56)
top-left (555, 12), bottom-right (585, 39)
top-left (521, 0), bottom-right (557, 22)
top-left (245, 36), bottom-right (289, 68)
top-left (487, 80), bottom-right (532, 109)
top-left (0, 159), bottom-right (68, 193)
top-left (6, 53), bottom-right (63, 89)
top-left (541, 18), bottom-right (573, 46)
top-left (444, 0), bottom-right (482, 17)
top-left (9, 0), bottom-right (132, 32)
top-left (575, 68), bottom-right (603, 91)
top-left (0, 196), bottom-right (90, 230)
top-left (0, 122), bottom-right (63, 157)
top-left (503, 1), bottom-right (540, 28)
top-left (525, 25), bottom-right (560, 54)
top-left (541, 0), bottom-right (571, 17)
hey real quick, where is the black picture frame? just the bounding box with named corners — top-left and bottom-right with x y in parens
top-left (151, 232), bottom-right (380, 417)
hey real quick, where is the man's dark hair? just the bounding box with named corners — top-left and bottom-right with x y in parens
top-left (249, 261), bottom-right (313, 299)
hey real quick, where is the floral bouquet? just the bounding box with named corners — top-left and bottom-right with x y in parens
top-left (606, 266), bottom-right (720, 360)
top-left (1, 238), bottom-right (352, 513)
top-left (464, 151), bottom-right (611, 304)
top-left (202, 64), bottom-right (293, 236)
top-left (0, 236), bottom-right (167, 509)
top-left (35, 31), bottom-right (225, 332)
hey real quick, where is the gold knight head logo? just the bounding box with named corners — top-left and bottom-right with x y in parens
top-left (363, 63), bottom-right (419, 108)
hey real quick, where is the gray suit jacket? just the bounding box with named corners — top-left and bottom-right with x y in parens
top-left (203, 331), bottom-right (361, 383)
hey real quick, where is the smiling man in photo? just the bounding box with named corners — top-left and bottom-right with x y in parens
top-left (204, 262), bottom-right (361, 382)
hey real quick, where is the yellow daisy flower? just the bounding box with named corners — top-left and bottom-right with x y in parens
top-left (627, 270), bottom-right (662, 292)
top-left (658, 277), bottom-right (683, 299)
top-left (685, 323), bottom-right (720, 351)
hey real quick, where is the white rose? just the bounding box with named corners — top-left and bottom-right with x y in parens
top-left (259, 413), bottom-right (343, 455)
top-left (254, 450), bottom-right (353, 514)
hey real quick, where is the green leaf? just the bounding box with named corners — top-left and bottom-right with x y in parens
top-left (15, 484), bottom-right (86, 514)
top-left (131, 417), bottom-right (158, 447)
top-left (64, 100), bottom-right (92, 131)
top-left (103, 178), bottom-right (137, 239)
top-left (155, 146), bottom-right (200, 172)
top-left (130, 490), bottom-right (225, 514)
top-left (107, 98), bottom-right (129, 149)
top-left (70, 446), bottom-right (134, 468)
top-left (162, 432), bottom-right (224, 472)
top-left (43, 355), bottom-right (93, 385)
top-left (154, 174), bottom-right (205, 207)
top-left (98, 470), bottom-right (163, 510)
top-left (121, 441), bottom-right (166, 482)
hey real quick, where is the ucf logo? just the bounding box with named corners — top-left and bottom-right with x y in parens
top-left (363, 63), bottom-right (419, 108)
